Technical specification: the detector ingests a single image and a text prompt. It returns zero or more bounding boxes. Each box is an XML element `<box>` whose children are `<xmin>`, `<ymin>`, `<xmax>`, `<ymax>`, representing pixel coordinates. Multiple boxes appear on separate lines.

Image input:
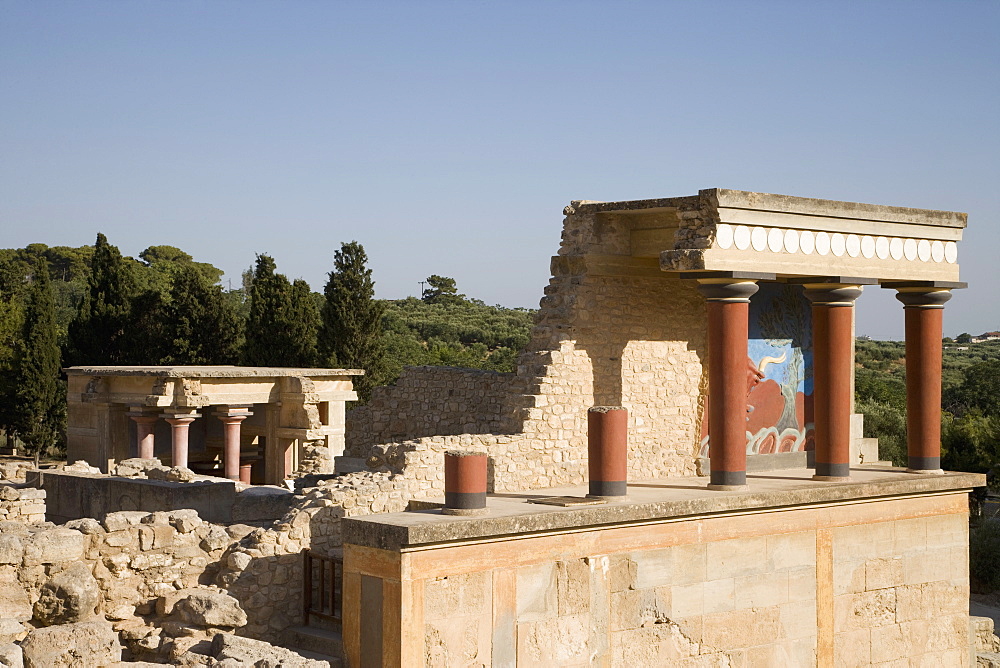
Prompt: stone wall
<box><xmin>345</xmin><ymin>207</ymin><xmax>710</xmax><ymax>491</ymax></box>
<box><xmin>341</xmin><ymin>487</ymin><xmax>979</xmax><ymax>666</ymax></box>
<box><xmin>345</xmin><ymin>366</ymin><xmax>516</xmax><ymax>453</ymax></box>
<box><xmin>0</xmin><ymin>487</ymin><xmax>45</xmax><ymax>524</ymax></box>
<box><xmin>215</xmin><ymin>471</ymin><xmax>411</xmax><ymax>644</ymax></box>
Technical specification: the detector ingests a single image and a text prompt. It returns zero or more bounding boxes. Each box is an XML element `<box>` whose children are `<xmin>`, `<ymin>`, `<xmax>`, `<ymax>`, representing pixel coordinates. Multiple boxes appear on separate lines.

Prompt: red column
<box><xmin>218</xmin><ymin>408</ymin><xmax>251</xmax><ymax>481</ymax></box>
<box><xmin>443</xmin><ymin>450</ymin><xmax>488</xmax><ymax>515</ymax></box>
<box><xmin>587</xmin><ymin>406</ymin><xmax>628</xmax><ymax>498</ymax></box>
<box><xmin>164</xmin><ymin>413</ymin><xmax>199</xmax><ymax>469</ymax></box>
<box><xmin>128</xmin><ymin>412</ymin><xmax>158</xmax><ymax>460</ymax></box>
<box><xmin>896</xmin><ymin>288</ymin><xmax>953</xmax><ymax>473</ymax></box>
<box><xmin>804</xmin><ymin>284</ymin><xmax>863</xmax><ymax>480</ymax></box>
<box><xmin>697</xmin><ymin>279</ymin><xmax>760</xmax><ymax>490</ymax></box>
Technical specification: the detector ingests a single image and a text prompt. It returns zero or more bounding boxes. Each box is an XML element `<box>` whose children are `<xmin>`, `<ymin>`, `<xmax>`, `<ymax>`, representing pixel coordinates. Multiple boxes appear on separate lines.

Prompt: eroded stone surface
<box><xmin>20</xmin><ymin>619</ymin><xmax>121</xmax><ymax>668</ymax></box>
<box><xmin>33</xmin><ymin>562</ymin><xmax>100</xmax><ymax>625</ymax></box>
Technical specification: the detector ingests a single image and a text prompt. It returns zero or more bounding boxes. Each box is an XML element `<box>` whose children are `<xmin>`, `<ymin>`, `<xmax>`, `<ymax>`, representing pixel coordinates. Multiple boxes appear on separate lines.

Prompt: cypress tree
<box><xmin>12</xmin><ymin>262</ymin><xmax>64</xmax><ymax>464</ymax></box>
<box><xmin>161</xmin><ymin>271</ymin><xmax>243</xmax><ymax>365</ymax></box>
<box><xmin>285</xmin><ymin>279</ymin><xmax>319</xmax><ymax>367</ymax></box>
<box><xmin>67</xmin><ymin>233</ymin><xmax>137</xmax><ymax>365</ymax></box>
<box><xmin>244</xmin><ymin>254</ymin><xmax>288</xmax><ymax>366</ymax></box>
<box><xmin>318</xmin><ymin>241</ymin><xmax>386</xmax><ymax>402</ymax></box>
<box><xmin>244</xmin><ymin>254</ymin><xmax>316</xmax><ymax>367</ymax></box>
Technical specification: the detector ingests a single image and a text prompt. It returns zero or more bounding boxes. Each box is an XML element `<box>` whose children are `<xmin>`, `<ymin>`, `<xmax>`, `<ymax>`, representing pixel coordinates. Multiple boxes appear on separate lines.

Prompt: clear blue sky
<box><xmin>2</xmin><ymin>1</ymin><xmax>997</xmax><ymax>339</ymax></box>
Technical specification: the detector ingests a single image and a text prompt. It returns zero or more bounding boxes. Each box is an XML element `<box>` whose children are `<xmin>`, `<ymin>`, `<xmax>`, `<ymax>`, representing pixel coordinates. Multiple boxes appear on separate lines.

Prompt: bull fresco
<box><xmin>700</xmin><ymin>283</ymin><xmax>814</xmax><ymax>457</ymax></box>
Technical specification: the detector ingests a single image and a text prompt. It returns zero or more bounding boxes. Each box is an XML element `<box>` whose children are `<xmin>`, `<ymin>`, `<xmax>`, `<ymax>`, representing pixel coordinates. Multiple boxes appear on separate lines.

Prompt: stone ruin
<box><xmin>0</xmin><ymin>188</ymin><xmax>996</xmax><ymax>667</ymax></box>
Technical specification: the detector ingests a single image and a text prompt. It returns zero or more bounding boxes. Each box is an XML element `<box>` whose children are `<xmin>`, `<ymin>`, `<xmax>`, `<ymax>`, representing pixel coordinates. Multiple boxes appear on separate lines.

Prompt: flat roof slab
<box><xmin>343</xmin><ymin>467</ymin><xmax>985</xmax><ymax>551</ymax></box>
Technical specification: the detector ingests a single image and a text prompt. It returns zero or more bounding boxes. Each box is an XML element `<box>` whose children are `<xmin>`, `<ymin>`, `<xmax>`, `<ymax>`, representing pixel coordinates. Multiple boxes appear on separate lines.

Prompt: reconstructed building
<box><xmin>338</xmin><ymin>189</ymin><xmax>984</xmax><ymax>666</ymax></box>
<box><xmin>65</xmin><ymin>366</ymin><xmax>361</xmax><ymax>484</ymax></box>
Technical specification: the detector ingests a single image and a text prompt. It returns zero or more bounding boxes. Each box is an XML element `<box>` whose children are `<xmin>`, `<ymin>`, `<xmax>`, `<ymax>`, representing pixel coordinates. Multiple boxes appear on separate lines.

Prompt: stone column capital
<box><xmin>894</xmin><ymin>288</ymin><xmax>953</xmax><ymax>309</ymax></box>
<box><xmin>164</xmin><ymin>415</ymin><xmax>199</xmax><ymax>426</ymax></box>
<box><xmin>695</xmin><ymin>279</ymin><xmax>760</xmax><ymax>303</ymax></box>
<box><xmin>214</xmin><ymin>406</ymin><xmax>253</xmax><ymax>418</ymax></box>
<box><xmin>803</xmin><ymin>284</ymin><xmax>864</xmax><ymax>306</ymax></box>
<box><xmin>218</xmin><ymin>414</ymin><xmax>249</xmax><ymax>426</ymax></box>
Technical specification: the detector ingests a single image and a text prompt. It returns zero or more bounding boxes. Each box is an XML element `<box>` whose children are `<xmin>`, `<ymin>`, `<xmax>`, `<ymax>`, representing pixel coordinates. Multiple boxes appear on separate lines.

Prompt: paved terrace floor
<box><xmin>342</xmin><ymin>466</ymin><xmax>986</xmax><ymax>552</ymax></box>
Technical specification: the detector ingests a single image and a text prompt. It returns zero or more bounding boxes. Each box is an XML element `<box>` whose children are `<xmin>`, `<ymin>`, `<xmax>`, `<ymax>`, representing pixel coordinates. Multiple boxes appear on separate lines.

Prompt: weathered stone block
<box><xmin>766</xmin><ymin>531</ymin><xmax>815</xmax><ymax>571</ymax></box>
<box><xmin>516</xmin><ymin>563</ymin><xmax>556</xmax><ymax>622</ymax></box>
<box><xmin>670</xmin><ymin>582</ymin><xmax>704</xmax><ymax>618</ymax></box>
<box><xmin>836</xmin><ymin>589</ymin><xmax>897</xmax><ymax>632</ymax></box>
<box><xmin>706</xmin><ymin>536</ymin><xmax>767</xmax><ymax>580</ymax></box>
<box><xmin>701</xmin><ymin>606</ymin><xmax>781</xmax><ymax>649</ymax></box>
<box><xmin>21</xmin><ymin>528</ymin><xmax>85</xmax><ymax>566</ymax></box>
<box><xmin>0</xmin><ymin>641</ymin><xmax>21</xmax><ymax>668</ymax></box>
<box><xmin>20</xmin><ymin>620</ymin><xmax>121</xmax><ymax>668</ymax></box>
<box><xmin>702</xmin><ymin>577</ymin><xmax>735</xmax><ymax>614</ymax></box>
<box><xmin>515</xmin><ymin>614</ymin><xmax>589</xmax><ymax>666</ymax></box>
<box><xmin>33</xmin><ymin>562</ymin><xmax>100</xmax><ymax>625</ymax></box>
<box><xmin>0</xmin><ymin>536</ymin><xmax>22</xmax><ymax>565</ymax></box>
<box><xmin>175</xmin><ymin>589</ymin><xmax>247</xmax><ymax>629</ymax></box>
<box><xmin>556</xmin><ymin>559</ymin><xmax>589</xmax><ymax>616</ymax></box>
<box><xmin>631</xmin><ymin>548</ymin><xmax>673</xmax><ymax>590</ymax></box>
<box><xmin>103</xmin><ymin>511</ymin><xmax>150</xmax><ymax>533</ymax></box>
<box><xmin>779</xmin><ymin>599</ymin><xmax>818</xmax><ymax>640</ymax></box>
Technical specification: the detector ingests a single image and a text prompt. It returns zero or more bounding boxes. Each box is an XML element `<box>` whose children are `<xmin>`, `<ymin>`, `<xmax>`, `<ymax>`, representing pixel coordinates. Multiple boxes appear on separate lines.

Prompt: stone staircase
<box><xmin>284</xmin><ymin>624</ymin><xmax>344</xmax><ymax>668</ymax></box>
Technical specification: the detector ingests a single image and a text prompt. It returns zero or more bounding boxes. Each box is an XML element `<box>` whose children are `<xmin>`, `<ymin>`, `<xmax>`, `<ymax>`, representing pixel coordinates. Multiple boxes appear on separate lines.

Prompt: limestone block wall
<box><xmin>0</xmin><ymin>471</ymin><xmax>408</xmax><ymax>656</ymax></box>
<box><xmin>0</xmin><ymin>487</ymin><xmax>46</xmax><ymax>524</ymax></box>
<box><xmin>346</xmin><ymin>367</ymin><xmax>515</xmax><ymax>452</ymax></box>
<box><xmin>342</xmin><ymin>492</ymin><xmax>975</xmax><ymax>667</ymax></box>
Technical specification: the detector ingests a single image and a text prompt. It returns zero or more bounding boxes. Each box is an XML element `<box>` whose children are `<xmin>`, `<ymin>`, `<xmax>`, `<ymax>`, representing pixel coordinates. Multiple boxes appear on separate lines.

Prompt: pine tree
<box><xmin>67</xmin><ymin>233</ymin><xmax>137</xmax><ymax>365</ymax></box>
<box><xmin>318</xmin><ymin>241</ymin><xmax>386</xmax><ymax>402</ymax></box>
<box><xmin>161</xmin><ymin>271</ymin><xmax>243</xmax><ymax>365</ymax></box>
<box><xmin>12</xmin><ymin>262</ymin><xmax>64</xmax><ymax>464</ymax></box>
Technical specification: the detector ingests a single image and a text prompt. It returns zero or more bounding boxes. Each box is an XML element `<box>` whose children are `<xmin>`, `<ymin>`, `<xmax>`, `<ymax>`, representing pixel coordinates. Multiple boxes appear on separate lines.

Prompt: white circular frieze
<box><xmin>931</xmin><ymin>240</ymin><xmax>944</xmax><ymax>262</ymax></box>
<box><xmin>846</xmin><ymin>234</ymin><xmax>861</xmax><ymax>258</ymax></box>
<box><xmin>890</xmin><ymin>237</ymin><xmax>904</xmax><ymax>260</ymax></box>
<box><xmin>716</xmin><ymin>224</ymin><xmax>734</xmax><ymax>249</ymax></box>
<box><xmin>875</xmin><ymin>236</ymin><xmax>890</xmax><ymax>260</ymax></box>
<box><xmin>767</xmin><ymin>228</ymin><xmax>784</xmax><ymax>252</ymax></box>
<box><xmin>831</xmin><ymin>233</ymin><xmax>846</xmax><ymax>257</ymax></box>
<box><xmin>945</xmin><ymin>241</ymin><xmax>958</xmax><ymax>263</ymax></box>
<box><xmin>799</xmin><ymin>230</ymin><xmax>815</xmax><ymax>254</ymax></box>
<box><xmin>718</xmin><ymin>225</ymin><xmax>959</xmax><ymax>266</ymax></box>
<box><xmin>861</xmin><ymin>236</ymin><xmax>876</xmax><ymax>259</ymax></box>
<box><xmin>917</xmin><ymin>239</ymin><xmax>932</xmax><ymax>262</ymax></box>
<box><xmin>734</xmin><ymin>225</ymin><xmax>752</xmax><ymax>250</ymax></box>
<box><xmin>815</xmin><ymin>231</ymin><xmax>831</xmax><ymax>256</ymax></box>
<box><xmin>783</xmin><ymin>229</ymin><xmax>800</xmax><ymax>254</ymax></box>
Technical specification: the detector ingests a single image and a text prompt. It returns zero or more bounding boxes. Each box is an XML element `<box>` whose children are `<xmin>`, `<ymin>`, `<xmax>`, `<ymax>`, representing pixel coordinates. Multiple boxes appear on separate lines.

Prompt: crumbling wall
<box><xmin>345</xmin><ymin>205</ymin><xmax>710</xmax><ymax>491</ymax></box>
<box><xmin>345</xmin><ymin>366</ymin><xmax>516</xmax><ymax>454</ymax></box>
<box><xmin>0</xmin><ymin>487</ymin><xmax>46</xmax><ymax>524</ymax></box>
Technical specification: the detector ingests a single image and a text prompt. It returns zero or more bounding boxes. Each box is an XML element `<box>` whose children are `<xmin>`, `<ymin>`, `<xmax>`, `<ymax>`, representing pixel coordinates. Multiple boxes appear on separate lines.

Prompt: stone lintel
<box><xmin>785</xmin><ymin>276</ymin><xmax>879</xmax><ymax>286</ymax></box>
<box><xmin>341</xmin><ymin>470</ymin><xmax>985</xmax><ymax>552</ymax></box>
<box><xmin>678</xmin><ymin>271</ymin><xmax>776</xmax><ymax>281</ymax></box>
<box><xmin>570</xmin><ymin>188</ymin><xmax>967</xmax><ymax>229</ymax></box>
<box><xmin>880</xmin><ymin>280</ymin><xmax>968</xmax><ymax>290</ymax></box>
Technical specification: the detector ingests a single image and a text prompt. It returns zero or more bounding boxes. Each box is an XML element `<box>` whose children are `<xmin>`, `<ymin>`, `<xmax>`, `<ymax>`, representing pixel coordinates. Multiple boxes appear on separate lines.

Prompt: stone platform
<box><xmin>342</xmin><ymin>467</ymin><xmax>985</xmax><ymax>666</ymax></box>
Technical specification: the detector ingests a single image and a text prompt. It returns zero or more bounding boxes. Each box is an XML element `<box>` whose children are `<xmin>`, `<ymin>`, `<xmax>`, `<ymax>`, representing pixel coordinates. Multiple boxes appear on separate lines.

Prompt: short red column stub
<box><xmin>587</xmin><ymin>406</ymin><xmax>628</xmax><ymax>498</ymax></box>
<box><xmin>443</xmin><ymin>451</ymin><xmax>488</xmax><ymax>515</ymax></box>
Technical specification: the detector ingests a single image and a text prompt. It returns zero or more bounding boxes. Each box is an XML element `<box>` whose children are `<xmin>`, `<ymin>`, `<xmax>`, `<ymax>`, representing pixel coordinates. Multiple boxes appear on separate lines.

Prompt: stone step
<box><xmin>285</xmin><ymin>625</ymin><xmax>344</xmax><ymax>661</ymax></box>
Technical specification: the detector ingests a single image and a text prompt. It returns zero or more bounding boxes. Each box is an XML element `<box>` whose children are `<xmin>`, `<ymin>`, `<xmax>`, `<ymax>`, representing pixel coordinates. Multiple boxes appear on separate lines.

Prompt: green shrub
<box><xmin>970</xmin><ymin>519</ymin><xmax>1000</xmax><ymax>594</ymax></box>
